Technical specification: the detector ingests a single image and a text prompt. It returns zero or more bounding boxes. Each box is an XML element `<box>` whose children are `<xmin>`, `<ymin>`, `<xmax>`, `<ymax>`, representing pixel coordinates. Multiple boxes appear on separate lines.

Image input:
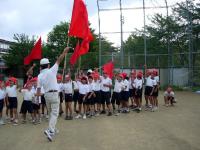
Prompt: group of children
<box><xmin>0</xmin><ymin>68</ymin><xmax>176</xmax><ymax>126</ymax></box>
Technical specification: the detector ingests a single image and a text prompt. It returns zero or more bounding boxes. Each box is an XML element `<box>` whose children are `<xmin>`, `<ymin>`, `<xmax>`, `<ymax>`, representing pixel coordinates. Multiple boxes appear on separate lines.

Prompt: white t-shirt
<box><xmin>146</xmin><ymin>76</ymin><xmax>153</xmax><ymax>87</ymax></box>
<box><xmin>79</xmin><ymin>83</ymin><xmax>89</xmax><ymax>95</ymax></box>
<box><xmin>113</xmin><ymin>80</ymin><xmax>124</xmax><ymax>93</ymax></box>
<box><xmin>164</xmin><ymin>91</ymin><xmax>175</xmax><ymax>97</ymax></box>
<box><xmin>154</xmin><ymin>76</ymin><xmax>160</xmax><ymax>85</ymax></box>
<box><xmin>73</xmin><ymin>81</ymin><xmax>79</xmax><ymax>90</ymax></box>
<box><xmin>135</xmin><ymin>79</ymin><xmax>143</xmax><ymax>89</ymax></box>
<box><xmin>0</xmin><ymin>89</ymin><xmax>6</xmax><ymax>100</ymax></box>
<box><xmin>123</xmin><ymin>79</ymin><xmax>129</xmax><ymax>92</ymax></box>
<box><xmin>21</xmin><ymin>89</ymin><xmax>34</xmax><ymax>101</ymax></box>
<box><xmin>38</xmin><ymin>63</ymin><xmax>59</xmax><ymax>93</ymax></box>
<box><xmin>88</xmin><ymin>82</ymin><xmax>95</xmax><ymax>92</ymax></box>
<box><xmin>152</xmin><ymin>79</ymin><xmax>157</xmax><ymax>87</ymax></box>
<box><xmin>63</xmin><ymin>81</ymin><xmax>73</xmax><ymax>94</ymax></box>
<box><xmin>31</xmin><ymin>87</ymin><xmax>41</xmax><ymax>104</ymax></box>
<box><xmin>6</xmin><ymin>85</ymin><xmax>17</xmax><ymax>97</ymax></box>
<box><xmin>129</xmin><ymin>78</ymin><xmax>134</xmax><ymax>89</ymax></box>
<box><xmin>58</xmin><ymin>83</ymin><xmax>64</xmax><ymax>92</ymax></box>
<box><xmin>100</xmin><ymin>77</ymin><xmax>112</xmax><ymax>92</ymax></box>
<box><xmin>93</xmin><ymin>80</ymin><xmax>101</xmax><ymax>91</ymax></box>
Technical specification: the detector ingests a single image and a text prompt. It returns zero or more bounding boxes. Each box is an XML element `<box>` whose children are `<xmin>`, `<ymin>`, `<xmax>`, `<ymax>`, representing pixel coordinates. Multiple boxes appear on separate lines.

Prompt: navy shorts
<box><xmin>153</xmin><ymin>86</ymin><xmax>159</xmax><ymax>97</ymax></box>
<box><xmin>78</xmin><ymin>94</ymin><xmax>85</xmax><ymax>104</ymax></box>
<box><xmin>135</xmin><ymin>89</ymin><xmax>143</xmax><ymax>98</ymax></box>
<box><xmin>0</xmin><ymin>100</ymin><xmax>4</xmax><ymax>112</ymax></box>
<box><xmin>65</xmin><ymin>93</ymin><xmax>73</xmax><ymax>102</ymax></box>
<box><xmin>94</xmin><ymin>91</ymin><xmax>101</xmax><ymax>104</ymax></box>
<box><xmin>129</xmin><ymin>88</ymin><xmax>136</xmax><ymax>97</ymax></box>
<box><xmin>41</xmin><ymin>95</ymin><xmax>46</xmax><ymax>105</ymax></box>
<box><xmin>59</xmin><ymin>92</ymin><xmax>63</xmax><ymax>103</ymax></box>
<box><xmin>122</xmin><ymin>91</ymin><xmax>130</xmax><ymax>101</ymax></box>
<box><xmin>87</xmin><ymin>92</ymin><xmax>95</xmax><ymax>105</ymax></box>
<box><xmin>8</xmin><ymin>97</ymin><xmax>18</xmax><ymax>109</ymax></box>
<box><xmin>32</xmin><ymin>103</ymin><xmax>40</xmax><ymax>110</ymax></box>
<box><xmin>20</xmin><ymin>101</ymin><xmax>33</xmax><ymax>114</ymax></box>
<box><xmin>111</xmin><ymin>92</ymin><xmax>121</xmax><ymax>105</ymax></box>
<box><xmin>101</xmin><ymin>91</ymin><xmax>111</xmax><ymax>105</ymax></box>
<box><xmin>145</xmin><ymin>86</ymin><xmax>153</xmax><ymax>96</ymax></box>
<box><xmin>73</xmin><ymin>91</ymin><xmax>79</xmax><ymax>102</ymax></box>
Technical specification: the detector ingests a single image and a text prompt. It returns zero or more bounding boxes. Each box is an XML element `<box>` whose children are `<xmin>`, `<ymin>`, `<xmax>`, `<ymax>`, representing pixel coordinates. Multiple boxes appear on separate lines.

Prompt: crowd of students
<box><xmin>0</xmin><ymin>68</ymin><xmax>176</xmax><ymax>126</ymax></box>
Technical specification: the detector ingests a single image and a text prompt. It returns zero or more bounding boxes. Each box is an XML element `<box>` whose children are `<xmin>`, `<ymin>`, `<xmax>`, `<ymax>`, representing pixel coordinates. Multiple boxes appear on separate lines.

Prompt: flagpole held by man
<box><xmin>36</xmin><ymin>47</ymin><xmax>70</xmax><ymax>142</ymax></box>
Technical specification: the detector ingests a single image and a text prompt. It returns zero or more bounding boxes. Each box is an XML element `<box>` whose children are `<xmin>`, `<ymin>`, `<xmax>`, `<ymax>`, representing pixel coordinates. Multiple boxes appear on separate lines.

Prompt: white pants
<box><xmin>44</xmin><ymin>92</ymin><xmax>60</xmax><ymax>133</ymax></box>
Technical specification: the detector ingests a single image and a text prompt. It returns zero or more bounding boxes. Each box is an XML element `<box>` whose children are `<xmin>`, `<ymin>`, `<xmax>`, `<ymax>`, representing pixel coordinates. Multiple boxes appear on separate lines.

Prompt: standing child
<box><xmin>20</xmin><ymin>82</ymin><xmax>34</xmax><ymax>124</ymax></box>
<box><xmin>0</xmin><ymin>81</ymin><xmax>6</xmax><ymax>125</ymax></box>
<box><xmin>87</xmin><ymin>76</ymin><xmax>95</xmax><ymax>117</ymax></box>
<box><xmin>93</xmin><ymin>73</ymin><xmax>101</xmax><ymax>116</ymax></box>
<box><xmin>135</xmin><ymin>72</ymin><xmax>143</xmax><ymax>113</ymax></box>
<box><xmin>73</xmin><ymin>74</ymin><xmax>80</xmax><ymax>113</ymax></box>
<box><xmin>153</xmin><ymin>69</ymin><xmax>160</xmax><ymax>110</ymax></box>
<box><xmin>111</xmin><ymin>74</ymin><xmax>123</xmax><ymax>115</ymax></box>
<box><xmin>63</xmin><ymin>75</ymin><xmax>73</xmax><ymax>120</ymax></box>
<box><xmin>6</xmin><ymin>77</ymin><xmax>18</xmax><ymax>125</ymax></box>
<box><xmin>100</xmin><ymin>72</ymin><xmax>113</xmax><ymax>116</ymax></box>
<box><xmin>31</xmin><ymin>77</ymin><xmax>42</xmax><ymax>124</ymax></box>
<box><xmin>75</xmin><ymin>76</ymin><xmax>89</xmax><ymax>119</ymax></box>
<box><xmin>129</xmin><ymin>71</ymin><xmax>136</xmax><ymax>108</ymax></box>
<box><xmin>57</xmin><ymin>74</ymin><xmax>64</xmax><ymax>116</ymax></box>
<box><xmin>121</xmin><ymin>73</ymin><xmax>130</xmax><ymax>113</ymax></box>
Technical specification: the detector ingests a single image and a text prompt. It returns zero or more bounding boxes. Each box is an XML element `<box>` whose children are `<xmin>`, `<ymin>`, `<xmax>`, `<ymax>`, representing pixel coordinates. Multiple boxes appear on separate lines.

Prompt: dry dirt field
<box><xmin>0</xmin><ymin>91</ymin><xmax>200</xmax><ymax>150</ymax></box>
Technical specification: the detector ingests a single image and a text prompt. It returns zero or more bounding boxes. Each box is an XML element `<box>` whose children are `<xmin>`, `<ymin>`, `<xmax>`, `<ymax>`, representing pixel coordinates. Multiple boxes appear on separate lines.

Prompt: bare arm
<box><xmin>26</xmin><ymin>63</ymin><xmax>36</xmax><ymax>76</ymax></box>
<box><xmin>56</xmin><ymin>47</ymin><xmax>70</xmax><ymax>66</ymax></box>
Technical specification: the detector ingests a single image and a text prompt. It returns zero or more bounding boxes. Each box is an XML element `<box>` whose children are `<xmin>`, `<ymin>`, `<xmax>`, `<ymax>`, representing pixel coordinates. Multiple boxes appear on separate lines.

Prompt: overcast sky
<box><xmin>0</xmin><ymin>0</ymin><xmax>185</xmax><ymax>46</ymax></box>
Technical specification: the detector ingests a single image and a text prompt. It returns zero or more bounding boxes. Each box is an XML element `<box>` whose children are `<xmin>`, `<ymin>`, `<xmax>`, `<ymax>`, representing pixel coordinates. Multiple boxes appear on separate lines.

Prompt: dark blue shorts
<box><xmin>0</xmin><ymin>100</ymin><xmax>4</xmax><ymax>112</ymax></box>
<box><xmin>59</xmin><ymin>92</ymin><xmax>63</xmax><ymax>103</ymax></box>
<box><xmin>41</xmin><ymin>95</ymin><xmax>46</xmax><ymax>105</ymax></box>
<box><xmin>111</xmin><ymin>92</ymin><xmax>121</xmax><ymax>105</ymax></box>
<box><xmin>101</xmin><ymin>91</ymin><xmax>111</xmax><ymax>105</ymax></box>
<box><xmin>73</xmin><ymin>91</ymin><xmax>79</xmax><ymax>102</ymax></box>
<box><xmin>87</xmin><ymin>92</ymin><xmax>95</xmax><ymax>105</ymax></box>
<box><xmin>20</xmin><ymin>101</ymin><xmax>33</xmax><ymax>114</ymax></box>
<box><xmin>8</xmin><ymin>97</ymin><xmax>18</xmax><ymax>109</ymax></box>
<box><xmin>65</xmin><ymin>93</ymin><xmax>73</xmax><ymax>102</ymax></box>
<box><xmin>94</xmin><ymin>91</ymin><xmax>101</xmax><ymax>104</ymax></box>
<box><xmin>122</xmin><ymin>91</ymin><xmax>130</xmax><ymax>101</ymax></box>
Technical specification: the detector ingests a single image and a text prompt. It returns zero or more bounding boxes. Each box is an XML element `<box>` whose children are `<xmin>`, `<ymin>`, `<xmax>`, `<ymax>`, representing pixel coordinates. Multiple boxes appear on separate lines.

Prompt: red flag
<box><xmin>102</xmin><ymin>61</ymin><xmax>114</xmax><ymax>79</ymax></box>
<box><xmin>69</xmin><ymin>41</ymin><xmax>81</xmax><ymax>65</ymax></box>
<box><xmin>69</xmin><ymin>0</ymin><xmax>93</xmax><ymax>59</ymax></box>
<box><xmin>24</xmin><ymin>37</ymin><xmax>42</xmax><ymax>65</ymax></box>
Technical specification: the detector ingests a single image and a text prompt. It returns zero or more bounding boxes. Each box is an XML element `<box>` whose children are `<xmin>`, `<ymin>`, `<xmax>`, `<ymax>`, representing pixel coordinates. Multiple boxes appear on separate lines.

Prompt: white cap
<box><xmin>87</xmin><ymin>69</ymin><xmax>93</xmax><ymax>73</ymax></box>
<box><xmin>40</xmin><ymin>58</ymin><xmax>50</xmax><ymax>65</ymax></box>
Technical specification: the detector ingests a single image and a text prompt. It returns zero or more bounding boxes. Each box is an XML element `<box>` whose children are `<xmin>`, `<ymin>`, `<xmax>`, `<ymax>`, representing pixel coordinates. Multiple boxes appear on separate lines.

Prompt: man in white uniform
<box><xmin>37</xmin><ymin>47</ymin><xmax>69</xmax><ymax>142</ymax></box>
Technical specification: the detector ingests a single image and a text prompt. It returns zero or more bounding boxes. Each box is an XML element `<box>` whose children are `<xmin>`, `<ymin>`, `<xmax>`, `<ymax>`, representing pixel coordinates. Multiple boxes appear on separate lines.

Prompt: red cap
<box><xmin>118</xmin><ymin>74</ymin><xmax>123</xmax><ymax>78</ymax></box>
<box><xmin>153</xmin><ymin>69</ymin><xmax>158</xmax><ymax>76</ymax></box>
<box><xmin>30</xmin><ymin>77</ymin><xmax>37</xmax><ymax>82</ymax></box>
<box><xmin>81</xmin><ymin>76</ymin><xmax>88</xmax><ymax>81</ymax></box>
<box><xmin>57</xmin><ymin>74</ymin><xmax>62</xmax><ymax>80</ymax></box>
<box><xmin>137</xmin><ymin>72</ymin><xmax>143</xmax><ymax>78</ymax></box>
<box><xmin>93</xmin><ymin>73</ymin><xmax>100</xmax><ymax>79</ymax></box>
<box><xmin>121</xmin><ymin>73</ymin><xmax>127</xmax><ymax>79</ymax></box>
<box><xmin>9</xmin><ymin>77</ymin><xmax>17</xmax><ymax>84</ymax></box>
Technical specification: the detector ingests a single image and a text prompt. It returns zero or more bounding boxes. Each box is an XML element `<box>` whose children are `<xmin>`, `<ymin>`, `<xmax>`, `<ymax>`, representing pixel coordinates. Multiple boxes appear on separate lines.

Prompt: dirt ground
<box><xmin>0</xmin><ymin>91</ymin><xmax>200</xmax><ymax>150</ymax></box>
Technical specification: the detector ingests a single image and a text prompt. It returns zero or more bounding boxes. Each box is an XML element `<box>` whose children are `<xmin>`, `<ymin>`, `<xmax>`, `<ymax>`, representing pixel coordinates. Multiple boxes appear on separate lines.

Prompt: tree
<box><xmin>3</xmin><ymin>34</ymin><xmax>39</xmax><ymax>77</ymax></box>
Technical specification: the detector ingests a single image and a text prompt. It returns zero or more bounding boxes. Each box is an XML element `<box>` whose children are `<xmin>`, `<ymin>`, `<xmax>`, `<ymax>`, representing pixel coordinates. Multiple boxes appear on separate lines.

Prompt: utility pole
<box><xmin>186</xmin><ymin>0</ymin><xmax>193</xmax><ymax>86</ymax></box>
<box><xmin>143</xmin><ymin>0</ymin><xmax>147</xmax><ymax>66</ymax></box>
<box><xmin>120</xmin><ymin>0</ymin><xmax>124</xmax><ymax>71</ymax></box>
<box><xmin>97</xmin><ymin>0</ymin><xmax>102</xmax><ymax>73</ymax></box>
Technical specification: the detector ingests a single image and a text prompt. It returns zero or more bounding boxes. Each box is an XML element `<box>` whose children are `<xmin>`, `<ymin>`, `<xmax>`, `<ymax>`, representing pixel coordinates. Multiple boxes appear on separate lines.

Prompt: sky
<box><xmin>0</xmin><ymin>0</ymin><xmax>186</xmax><ymax>46</ymax></box>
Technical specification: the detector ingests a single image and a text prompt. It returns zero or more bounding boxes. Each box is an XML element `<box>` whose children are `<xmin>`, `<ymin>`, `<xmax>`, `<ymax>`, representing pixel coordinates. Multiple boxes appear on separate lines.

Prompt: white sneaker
<box><xmin>0</xmin><ymin>119</ymin><xmax>5</xmax><ymax>125</ymax></box>
<box><xmin>13</xmin><ymin>119</ymin><xmax>18</xmax><ymax>126</ymax></box>
<box><xmin>83</xmin><ymin>114</ymin><xmax>86</xmax><ymax>119</ymax></box>
<box><xmin>75</xmin><ymin>114</ymin><xmax>81</xmax><ymax>119</ymax></box>
<box><xmin>45</xmin><ymin>115</ymin><xmax>49</xmax><ymax>120</ymax></box>
<box><xmin>151</xmin><ymin>107</ymin><xmax>155</xmax><ymax>112</ymax></box>
<box><xmin>44</xmin><ymin>129</ymin><xmax>53</xmax><ymax>142</ymax></box>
